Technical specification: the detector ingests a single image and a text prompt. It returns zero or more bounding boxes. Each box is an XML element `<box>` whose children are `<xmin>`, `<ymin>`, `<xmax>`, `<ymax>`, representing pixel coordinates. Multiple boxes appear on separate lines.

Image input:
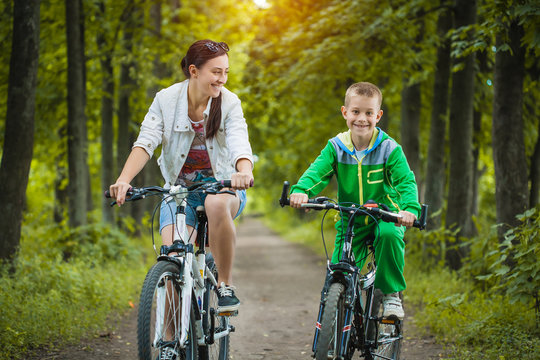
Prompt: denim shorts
<box><xmin>159</xmin><ymin>189</ymin><xmax>247</xmax><ymax>233</ymax></box>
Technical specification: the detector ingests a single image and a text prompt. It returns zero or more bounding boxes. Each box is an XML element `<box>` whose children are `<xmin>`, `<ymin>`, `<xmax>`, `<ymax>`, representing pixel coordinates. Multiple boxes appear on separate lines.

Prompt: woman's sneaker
<box><xmin>217</xmin><ymin>282</ymin><xmax>240</xmax><ymax>313</ymax></box>
<box><xmin>382</xmin><ymin>293</ymin><xmax>404</xmax><ymax>320</ymax></box>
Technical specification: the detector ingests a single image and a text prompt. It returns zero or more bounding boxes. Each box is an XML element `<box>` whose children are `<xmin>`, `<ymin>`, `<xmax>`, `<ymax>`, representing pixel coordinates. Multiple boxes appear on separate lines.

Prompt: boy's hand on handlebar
<box><xmin>109</xmin><ymin>180</ymin><xmax>131</xmax><ymax>206</ymax></box>
<box><xmin>396</xmin><ymin>210</ymin><xmax>417</xmax><ymax>228</ymax></box>
<box><xmin>290</xmin><ymin>193</ymin><xmax>309</xmax><ymax>208</ymax></box>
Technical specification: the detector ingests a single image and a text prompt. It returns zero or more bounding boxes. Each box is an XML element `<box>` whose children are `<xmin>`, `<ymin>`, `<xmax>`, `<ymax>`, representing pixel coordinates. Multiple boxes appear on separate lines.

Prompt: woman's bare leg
<box><xmin>204</xmin><ymin>193</ymin><xmax>240</xmax><ymax>285</ymax></box>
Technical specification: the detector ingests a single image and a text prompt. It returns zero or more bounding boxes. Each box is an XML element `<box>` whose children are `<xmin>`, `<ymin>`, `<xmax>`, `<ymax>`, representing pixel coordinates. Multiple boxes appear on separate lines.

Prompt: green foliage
<box><xmin>405</xmin><ymin>264</ymin><xmax>539</xmax><ymax>359</ymax></box>
<box><xmin>242</xmin><ymin>0</ymin><xmax>450</xmax><ymax>196</ymax></box>
<box><xmin>475</xmin><ymin>206</ymin><xmax>540</xmax><ymax>306</ymax></box>
<box><xmin>400</xmin><ymin>205</ymin><xmax>540</xmax><ymax>359</ymax></box>
<box><xmin>0</xmin><ymin>219</ymin><xmax>149</xmax><ymax>359</ymax></box>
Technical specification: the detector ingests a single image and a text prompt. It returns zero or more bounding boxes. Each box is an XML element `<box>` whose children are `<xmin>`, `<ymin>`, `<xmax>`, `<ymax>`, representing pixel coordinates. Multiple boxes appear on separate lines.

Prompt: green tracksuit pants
<box><xmin>332</xmin><ymin>220</ymin><xmax>406</xmax><ymax>295</ymax></box>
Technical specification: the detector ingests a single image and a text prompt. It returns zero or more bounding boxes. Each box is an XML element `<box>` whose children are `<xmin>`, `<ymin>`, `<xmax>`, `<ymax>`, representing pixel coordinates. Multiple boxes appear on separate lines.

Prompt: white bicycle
<box><xmin>107</xmin><ymin>180</ymin><xmax>235</xmax><ymax>360</ymax></box>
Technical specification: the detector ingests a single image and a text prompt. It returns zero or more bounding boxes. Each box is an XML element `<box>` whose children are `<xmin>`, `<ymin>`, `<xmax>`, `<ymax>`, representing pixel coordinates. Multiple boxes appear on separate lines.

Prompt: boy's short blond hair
<box><xmin>344</xmin><ymin>82</ymin><xmax>383</xmax><ymax>108</ymax></box>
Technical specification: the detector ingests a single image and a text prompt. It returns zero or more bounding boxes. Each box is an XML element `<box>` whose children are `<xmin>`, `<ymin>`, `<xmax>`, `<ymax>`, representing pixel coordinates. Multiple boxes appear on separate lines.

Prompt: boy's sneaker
<box><xmin>217</xmin><ymin>282</ymin><xmax>240</xmax><ymax>313</ymax></box>
<box><xmin>382</xmin><ymin>293</ymin><xmax>404</xmax><ymax>320</ymax></box>
<box><xmin>159</xmin><ymin>344</ymin><xmax>177</xmax><ymax>360</ymax></box>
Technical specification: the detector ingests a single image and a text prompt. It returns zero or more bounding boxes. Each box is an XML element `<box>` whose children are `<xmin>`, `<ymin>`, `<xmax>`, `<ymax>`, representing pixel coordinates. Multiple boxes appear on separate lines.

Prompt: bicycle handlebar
<box><xmin>104</xmin><ymin>180</ymin><xmax>233</xmax><ymax>205</ymax></box>
<box><xmin>279</xmin><ymin>181</ymin><xmax>428</xmax><ymax>230</ymax></box>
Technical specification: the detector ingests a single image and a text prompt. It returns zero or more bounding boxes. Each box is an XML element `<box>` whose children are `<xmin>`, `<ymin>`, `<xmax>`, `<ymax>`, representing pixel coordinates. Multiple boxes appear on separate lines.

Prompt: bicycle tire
<box><xmin>199</xmin><ymin>255</ymin><xmax>230</xmax><ymax>360</ymax></box>
<box><xmin>370</xmin><ymin>289</ymin><xmax>402</xmax><ymax>360</ymax></box>
<box><xmin>137</xmin><ymin>261</ymin><xmax>198</xmax><ymax>360</ymax></box>
<box><xmin>315</xmin><ymin>282</ymin><xmax>347</xmax><ymax>360</ymax></box>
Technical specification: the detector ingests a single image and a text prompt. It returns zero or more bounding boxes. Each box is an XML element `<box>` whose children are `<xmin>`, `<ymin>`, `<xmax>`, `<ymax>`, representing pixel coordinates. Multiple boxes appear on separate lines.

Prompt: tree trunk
<box><xmin>117</xmin><ymin>4</ymin><xmax>145</xmax><ymax>234</ymax></box>
<box><xmin>425</xmin><ymin>5</ymin><xmax>452</xmax><ymax>229</ymax></box>
<box><xmin>445</xmin><ymin>0</ymin><xmax>477</xmax><ymax>270</ymax></box>
<box><xmin>0</xmin><ymin>0</ymin><xmax>40</xmax><ymax>262</ymax></box>
<box><xmin>66</xmin><ymin>0</ymin><xmax>89</xmax><ymax>228</ymax></box>
<box><xmin>471</xmin><ymin>108</ymin><xmax>481</xmax><ymax>219</ymax></box>
<box><xmin>400</xmin><ymin>20</ymin><xmax>423</xmax><ymax>201</ymax></box>
<box><xmin>530</xmin><ymin>119</ymin><xmax>540</xmax><ymax>208</ymax></box>
<box><xmin>97</xmin><ymin>2</ymin><xmax>115</xmax><ymax>224</ymax></box>
<box><xmin>400</xmin><ymin>81</ymin><xmax>422</xmax><ymax>199</ymax></box>
<box><xmin>492</xmin><ymin>20</ymin><xmax>529</xmax><ymax>237</ymax></box>
<box><xmin>54</xmin><ymin>145</ymin><xmax>68</xmax><ymax>224</ymax></box>
<box><xmin>471</xmin><ymin>50</ymin><xmax>490</xmax><ymax>220</ymax></box>
<box><xmin>144</xmin><ymin>0</ymin><xmax>166</xmax><ymax>208</ymax></box>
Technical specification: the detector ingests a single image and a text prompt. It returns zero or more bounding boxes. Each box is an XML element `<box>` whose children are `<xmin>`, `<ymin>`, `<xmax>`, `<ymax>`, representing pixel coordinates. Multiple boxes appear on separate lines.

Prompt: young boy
<box><xmin>289</xmin><ymin>82</ymin><xmax>420</xmax><ymax>319</ymax></box>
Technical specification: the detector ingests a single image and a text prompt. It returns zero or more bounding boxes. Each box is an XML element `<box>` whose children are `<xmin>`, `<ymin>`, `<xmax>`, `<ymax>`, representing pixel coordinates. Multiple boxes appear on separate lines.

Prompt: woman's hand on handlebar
<box><xmin>396</xmin><ymin>210</ymin><xmax>417</xmax><ymax>228</ymax></box>
<box><xmin>231</xmin><ymin>171</ymin><xmax>254</xmax><ymax>190</ymax></box>
<box><xmin>290</xmin><ymin>193</ymin><xmax>309</xmax><ymax>208</ymax></box>
<box><xmin>232</xmin><ymin>158</ymin><xmax>254</xmax><ymax>190</ymax></box>
<box><xmin>109</xmin><ymin>180</ymin><xmax>131</xmax><ymax>206</ymax></box>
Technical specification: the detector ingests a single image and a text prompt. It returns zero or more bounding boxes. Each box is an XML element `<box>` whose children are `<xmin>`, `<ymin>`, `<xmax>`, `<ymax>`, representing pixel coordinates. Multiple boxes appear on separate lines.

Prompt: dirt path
<box><xmin>31</xmin><ymin>217</ymin><xmax>445</xmax><ymax>359</ymax></box>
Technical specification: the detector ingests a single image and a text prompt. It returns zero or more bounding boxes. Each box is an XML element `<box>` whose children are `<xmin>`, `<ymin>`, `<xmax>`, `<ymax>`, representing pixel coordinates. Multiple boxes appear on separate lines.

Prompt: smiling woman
<box><xmin>108</xmin><ymin>41</ymin><xmax>255</xmax><ymax>350</ymax></box>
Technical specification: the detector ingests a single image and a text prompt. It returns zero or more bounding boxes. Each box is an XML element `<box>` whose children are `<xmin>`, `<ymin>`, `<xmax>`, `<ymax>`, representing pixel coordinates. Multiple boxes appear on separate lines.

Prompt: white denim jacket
<box><xmin>133</xmin><ymin>80</ymin><xmax>254</xmax><ymax>187</ymax></box>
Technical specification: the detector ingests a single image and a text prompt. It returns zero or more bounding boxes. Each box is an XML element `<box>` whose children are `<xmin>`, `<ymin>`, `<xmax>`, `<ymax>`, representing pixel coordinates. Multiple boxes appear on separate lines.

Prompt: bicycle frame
<box><xmin>312</xmin><ymin>213</ymin><xmax>380</xmax><ymax>358</ymax></box>
<box><xmin>156</xmin><ymin>185</ymin><xmax>232</xmax><ymax>350</ymax></box>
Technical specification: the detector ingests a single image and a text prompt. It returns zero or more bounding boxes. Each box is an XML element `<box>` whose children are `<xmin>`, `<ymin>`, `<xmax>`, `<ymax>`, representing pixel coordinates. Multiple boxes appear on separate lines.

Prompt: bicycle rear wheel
<box><xmin>315</xmin><ymin>282</ymin><xmax>346</xmax><ymax>360</ymax></box>
<box><xmin>370</xmin><ymin>289</ymin><xmax>402</xmax><ymax>360</ymax></box>
<box><xmin>137</xmin><ymin>261</ymin><xmax>198</xmax><ymax>360</ymax></box>
<box><xmin>199</xmin><ymin>255</ymin><xmax>230</xmax><ymax>360</ymax></box>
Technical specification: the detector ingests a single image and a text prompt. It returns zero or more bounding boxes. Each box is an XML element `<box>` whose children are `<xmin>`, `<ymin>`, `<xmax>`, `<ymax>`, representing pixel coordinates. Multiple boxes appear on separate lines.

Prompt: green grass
<box><xmin>0</xmin><ymin>216</ymin><xmax>153</xmax><ymax>360</ymax></box>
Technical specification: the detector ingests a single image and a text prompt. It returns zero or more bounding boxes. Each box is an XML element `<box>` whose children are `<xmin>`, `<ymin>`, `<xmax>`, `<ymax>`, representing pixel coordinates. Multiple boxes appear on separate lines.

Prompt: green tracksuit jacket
<box><xmin>290</xmin><ymin>128</ymin><xmax>420</xmax><ymax>293</ymax></box>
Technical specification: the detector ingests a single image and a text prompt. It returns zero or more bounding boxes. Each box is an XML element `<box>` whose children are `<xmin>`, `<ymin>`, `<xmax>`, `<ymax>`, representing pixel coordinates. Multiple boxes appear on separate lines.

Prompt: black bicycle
<box><xmin>106</xmin><ymin>180</ymin><xmax>235</xmax><ymax>360</ymax></box>
<box><xmin>279</xmin><ymin>181</ymin><xmax>427</xmax><ymax>360</ymax></box>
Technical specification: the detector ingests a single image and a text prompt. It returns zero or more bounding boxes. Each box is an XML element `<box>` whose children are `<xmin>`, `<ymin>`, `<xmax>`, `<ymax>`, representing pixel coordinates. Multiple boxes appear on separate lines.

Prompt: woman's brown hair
<box><xmin>181</xmin><ymin>40</ymin><xmax>229</xmax><ymax>139</ymax></box>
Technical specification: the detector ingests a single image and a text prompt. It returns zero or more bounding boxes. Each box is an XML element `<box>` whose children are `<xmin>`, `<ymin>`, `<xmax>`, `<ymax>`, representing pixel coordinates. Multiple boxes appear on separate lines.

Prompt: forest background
<box><xmin>0</xmin><ymin>0</ymin><xmax>538</xmax><ymax>359</ymax></box>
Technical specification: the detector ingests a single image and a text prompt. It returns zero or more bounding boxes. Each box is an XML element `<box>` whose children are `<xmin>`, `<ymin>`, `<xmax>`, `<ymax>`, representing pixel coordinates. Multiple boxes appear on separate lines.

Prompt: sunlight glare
<box><xmin>253</xmin><ymin>0</ymin><xmax>271</xmax><ymax>9</ymax></box>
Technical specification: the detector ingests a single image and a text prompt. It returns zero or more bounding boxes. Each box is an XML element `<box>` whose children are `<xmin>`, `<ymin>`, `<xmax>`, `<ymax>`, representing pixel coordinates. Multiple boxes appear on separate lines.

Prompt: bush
<box><xmin>404</xmin><ymin>206</ymin><xmax>540</xmax><ymax>359</ymax></box>
<box><xmin>0</xmin><ymin>220</ymin><xmax>150</xmax><ymax>360</ymax></box>
<box><xmin>476</xmin><ymin>206</ymin><xmax>540</xmax><ymax>307</ymax></box>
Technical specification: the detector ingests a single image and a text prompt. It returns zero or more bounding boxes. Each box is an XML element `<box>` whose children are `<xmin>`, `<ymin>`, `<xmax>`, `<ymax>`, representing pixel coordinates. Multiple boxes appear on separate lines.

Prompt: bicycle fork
<box><xmin>312</xmin><ymin>270</ymin><xmax>358</xmax><ymax>358</ymax></box>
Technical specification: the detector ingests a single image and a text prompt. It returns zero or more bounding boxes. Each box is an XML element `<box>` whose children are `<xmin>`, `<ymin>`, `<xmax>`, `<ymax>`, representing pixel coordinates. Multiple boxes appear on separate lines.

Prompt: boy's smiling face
<box><xmin>341</xmin><ymin>94</ymin><xmax>383</xmax><ymax>148</ymax></box>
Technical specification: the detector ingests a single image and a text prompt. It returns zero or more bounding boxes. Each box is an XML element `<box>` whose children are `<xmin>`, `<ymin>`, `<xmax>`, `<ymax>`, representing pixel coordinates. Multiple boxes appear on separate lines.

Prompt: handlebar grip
<box><xmin>279</xmin><ymin>181</ymin><xmax>290</xmax><ymax>207</ymax></box>
<box><xmin>379</xmin><ymin>210</ymin><xmax>400</xmax><ymax>224</ymax></box>
<box><xmin>413</xmin><ymin>204</ymin><xmax>428</xmax><ymax>230</ymax></box>
<box><xmin>103</xmin><ymin>188</ymin><xmax>134</xmax><ymax>200</ymax></box>
<box><xmin>220</xmin><ymin>180</ymin><xmax>232</xmax><ymax>188</ymax></box>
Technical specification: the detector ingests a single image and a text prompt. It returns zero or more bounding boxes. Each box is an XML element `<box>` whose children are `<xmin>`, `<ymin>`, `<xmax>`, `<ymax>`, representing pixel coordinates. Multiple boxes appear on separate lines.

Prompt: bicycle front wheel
<box><xmin>199</xmin><ymin>255</ymin><xmax>230</xmax><ymax>360</ymax></box>
<box><xmin>315</xmin><ymin>282</ymin><xmax>346</xmax><ymax>360</ymax></box>
<box><xmin>370</xmin><ymin>289</ymin><xmax>402</xmax><ymax>360</ymax></box>
<box><xmin>137</xmin><ymin>261</ymin><xmax>198</xmax><ymax>360</ymax></box>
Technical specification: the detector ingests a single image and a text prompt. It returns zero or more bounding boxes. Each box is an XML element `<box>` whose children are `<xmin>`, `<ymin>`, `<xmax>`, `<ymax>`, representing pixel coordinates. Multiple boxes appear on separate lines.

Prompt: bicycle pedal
<box><xmin>381</xmin><ymin>316</ymin><xmax>399</xmax><ymax>324</ymax></box>
<box><xmin>218</xmin><ymin>310</ymin><xmax>239</xmax><ymax>317</ymax></box>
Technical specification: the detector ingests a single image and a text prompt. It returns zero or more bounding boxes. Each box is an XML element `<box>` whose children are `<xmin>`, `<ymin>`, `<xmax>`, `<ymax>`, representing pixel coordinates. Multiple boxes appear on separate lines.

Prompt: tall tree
<box><xmin>400</xmin><ymin>16</ymin><xmax>424</xmax><ymax>199</ymax></box>
<box><xmin>97</xmin><ymin>1</ymin><xmax>115</xmax><ymax>224</ymax></box>
<box><xmin>531</xmin><ymin>116</ymin><xmax>540</xmax><ymax>208</ymax></box>
<box><xmin>0</xmin><ymin>0</ymin><xmax>41</xmax><ymax>262</ymax></box>
<box><xmin>144</xmin><ymin>0</ymin><xmax>167</xmax><ymax>214</ymax></box>
<box><xmin>492</xmin><ymin>19</ymin><xmax>529</xmax><ymax>237</ymax></box>
<box><xmin>445</xmin><ymin>0</ymin><xmax>477</xmax><ymax>270</ymax></box>
<box><xmin>425</xmin><ymin>4</ymin><xmax>452</xmax><ymax>229</ymax></box>
<box><xmin>116</xmin><ymin>3</ymin><xmax>146</xmax><ymax>232</ymax></box>
<box><xmin>66</xmin><ymin>0</ymin><xmax>89</xmax><ymax>228</ymax></box>
<box><xmin>400</xmin><ymin>80</ymin><xmax>422</xmax><ymax>196</ymax></box>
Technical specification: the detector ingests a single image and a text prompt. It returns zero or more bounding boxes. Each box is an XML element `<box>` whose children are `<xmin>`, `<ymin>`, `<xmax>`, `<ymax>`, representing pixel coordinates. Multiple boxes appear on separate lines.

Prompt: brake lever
<box><xmin>217</xmin><ymin>190</ymin><xmax>236</xmax><ymax>196</ymax></box>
